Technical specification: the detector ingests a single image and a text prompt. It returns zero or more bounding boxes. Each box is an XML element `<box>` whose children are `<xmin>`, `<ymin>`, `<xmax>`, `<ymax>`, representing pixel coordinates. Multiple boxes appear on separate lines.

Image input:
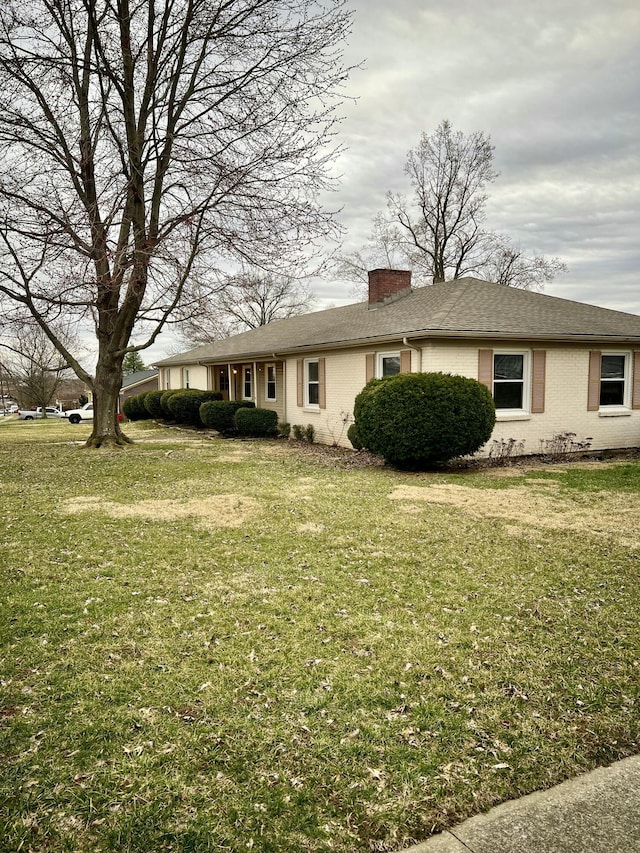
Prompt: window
<box><xmin>266</xmin><ymin>364</ymin><xmax>276</xmax><ymax>401</ymax></box>
<box><xmin>367</xmin><ymin>349</ymin><xmax>411</xmax><ymax>382</ymax></box>
<box><xmin>306</xmin><ymin>359</ymin><xmax>319</xmax><ymax>406</ymax></box>
<box><xmin>243</xmin><ymin>366</ymin><xmax>252</xmax><ymax>400</ymax></box>
<box><xmin>297</xmin><ymin>358</ymin><xmax>325</xmax><ymax>409</ymax></box>
<box><xmin>600</xmin><ymin>354</ymin><xmax>627</xmax><ymax>406</ymax></box>
<box><xmin>378</xmin><ymin>352</ymin><xmax>401</xmax><ymax>378</ymax></box>
<box><xmin>183</xmin><ymin>368</ymin><xmax>190</xmax><ymax>389</ymax></box>
<box><xmin>218</xmin><ymin>367</ymin><xmax>229</xmax><ymax>394</ymax></box>
<box><xmin>493</xmin><ymin>353</ymin><xmax>528</xmax><ymax>411</ymax></box>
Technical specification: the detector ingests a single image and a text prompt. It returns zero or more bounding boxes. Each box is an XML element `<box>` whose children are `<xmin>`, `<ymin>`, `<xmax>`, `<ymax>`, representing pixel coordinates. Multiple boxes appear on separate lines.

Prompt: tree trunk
<box><xmin>85</xmin><ymin>349</ymin><xmax>132</xmax><ymax>448</ymax></box>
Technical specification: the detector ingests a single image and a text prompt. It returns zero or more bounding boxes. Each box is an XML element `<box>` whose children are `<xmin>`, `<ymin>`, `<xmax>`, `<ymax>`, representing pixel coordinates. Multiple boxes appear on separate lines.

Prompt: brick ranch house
<box><xmin>154</xmin><ymin>270</ymin><xmax>640</xmax><ymax>455</ymax></box>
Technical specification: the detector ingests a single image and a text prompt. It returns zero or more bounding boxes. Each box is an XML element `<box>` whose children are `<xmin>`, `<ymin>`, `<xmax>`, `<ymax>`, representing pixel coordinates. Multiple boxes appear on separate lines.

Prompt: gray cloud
<box><xmin>318</xmin><ymin>0</ymin><xmax>640</xmax><ymax>315</ymax></box>
<box><xmin>146</xmin><ymin>0</ymin><xmax>639</xmax><ymax>361</ymax></box>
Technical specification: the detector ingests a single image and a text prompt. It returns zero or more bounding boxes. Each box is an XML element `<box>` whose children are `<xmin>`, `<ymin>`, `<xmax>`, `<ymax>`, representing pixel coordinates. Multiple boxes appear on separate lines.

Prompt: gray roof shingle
<box><xmin>155</xmin><ymin>278</ymin><xmax>640</xmax><ymax>366</ymax></box>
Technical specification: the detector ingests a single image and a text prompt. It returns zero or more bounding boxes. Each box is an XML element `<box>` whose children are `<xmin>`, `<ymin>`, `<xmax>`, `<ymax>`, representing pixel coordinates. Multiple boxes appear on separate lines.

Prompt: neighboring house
<box><xmin>57</xmin><ymin>378</ymin><xmax>91</xmax><ymax>410</ymax></box>
<box><xmin>120</xmin><ymin>369</ymin><xmax>159</xmax><ymax>418</ymax></box>
<box><xmin>154</xmin><ymin>270</ymin><xmax>640</xmax><ymax>455</ymax></box>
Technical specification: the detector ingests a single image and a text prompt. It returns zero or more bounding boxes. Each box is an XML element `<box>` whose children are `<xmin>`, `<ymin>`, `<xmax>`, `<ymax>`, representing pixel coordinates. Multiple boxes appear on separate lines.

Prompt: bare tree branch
<box><xmin>177</xmin><ymin>267</ymin><xmax>315</xmax><ymax>346</ymax></box>
<box><xmin>0</xmin><ymin>0</ymin><xmax>354</xmax><ymax>445</ymax></box>
<box><xmin>335</xmin><ymin>120</ymin><xmax>567</xmax><ymax>293</ymax></box>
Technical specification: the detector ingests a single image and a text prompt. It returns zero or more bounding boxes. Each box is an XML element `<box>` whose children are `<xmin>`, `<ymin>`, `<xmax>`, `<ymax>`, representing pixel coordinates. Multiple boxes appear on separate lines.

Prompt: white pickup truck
<box><xmin>18</xmin><ymin>406</ymin><xmax>66</xmax><ymax>420</ymax></box>
<box><xmin>64</xmin><ymin>402</ymin><xmax>94</xmax><ymax>424</ymax></box>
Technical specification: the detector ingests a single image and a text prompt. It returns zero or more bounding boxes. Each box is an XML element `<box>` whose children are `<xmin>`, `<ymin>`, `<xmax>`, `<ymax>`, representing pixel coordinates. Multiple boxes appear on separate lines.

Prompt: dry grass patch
<box><xmin>389</xmin><ymin>482</ymin><xmax>640</xmax><ymax>547</ymax></box>
<box><xmin>62</xmin><ymin>493</ymin><xmax>261</xmax><ymax>528</ymax></box>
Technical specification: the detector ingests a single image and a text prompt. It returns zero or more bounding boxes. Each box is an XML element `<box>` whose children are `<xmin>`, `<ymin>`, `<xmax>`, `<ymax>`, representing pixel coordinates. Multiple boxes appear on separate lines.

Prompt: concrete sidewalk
<box><xmin>403</xmin><ymin>755</ymin><xmax>640</xmax><ymax>852</ymax></box>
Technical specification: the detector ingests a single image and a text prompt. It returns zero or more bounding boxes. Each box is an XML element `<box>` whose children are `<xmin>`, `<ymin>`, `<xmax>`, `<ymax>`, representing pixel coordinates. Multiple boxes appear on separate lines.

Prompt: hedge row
<box><xmin>200</xmin><ymin>400</ymin><xmax>255</xmax><ymax>432</ymax></box>
<box><xmin>123</xmin><ymin>388</ymin><xmax>278</xmax><ymax>436</ymax></box>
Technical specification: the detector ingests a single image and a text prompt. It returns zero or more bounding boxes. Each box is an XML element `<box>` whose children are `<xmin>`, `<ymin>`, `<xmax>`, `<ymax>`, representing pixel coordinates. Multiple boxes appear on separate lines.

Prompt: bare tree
<box><xmin>480</xmin><ymin>235</ymin><xmax>567</xmax><ymax>290</ymax></box>
<box><xmin>1</xmin><ymin>324</ymin><xmax>71</xmax><ymax>412</ymax></box>
<box><xmin>179</xmin><ymin>269</ymin><xmax>314</xmax><ymax>346</ymax></box>
<box><xmin>336</xmin><ymin>120</ymin><xmax>566</xmax><ymax>291</ymax></box>
<box><xmin>0</xmin><ymin>0</ymin><xmax>353</xmax><ymax>446</ymax></box>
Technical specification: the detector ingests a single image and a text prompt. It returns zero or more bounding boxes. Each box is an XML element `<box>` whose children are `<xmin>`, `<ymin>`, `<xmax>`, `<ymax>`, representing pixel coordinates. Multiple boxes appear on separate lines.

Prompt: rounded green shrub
<box><xmin>144</xmin><ymin>390</ymin><xmax>165</xmax><ymax>419</ymax></box>
<box><xmin>160</xmin><ymin>388</ymin><xmax>187</xmax><ymax>417</ymax></box>
<box><xmin>234</xmin><ymin>407</ymin><xmax>278</xmax><ymax>437</ymax></box>
<box><xmin>347</xmin><ymin>423</ymin><xmax>363</xmax><ymax>450</ymax></box>
<box><xmin>199</xmin><ymin>400</ymin><xmax>255</xmax><ymax>433</ymax></box>
<box><xmin>353</xmin><ymin>372</ymin><xmax>495</xmax><ymax>469</ymax></box>
<box><xmin>166</xmin><ymin>390</ymin><xmax>223</xmax><ymax>425</ymax></box>
<box><xmin>122</xmin><ymin>392</ymin><xmax>148</xmax><ymax>421</ymax></box>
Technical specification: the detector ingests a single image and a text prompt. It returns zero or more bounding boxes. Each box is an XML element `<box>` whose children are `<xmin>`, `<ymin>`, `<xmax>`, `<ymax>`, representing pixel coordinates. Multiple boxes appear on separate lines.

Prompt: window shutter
<box><xmin>633</xmin><ymin>351</ymin><xmax>640</xmax><ymax>410</ymax></box>
<box><xmin>366</xmin><ymin>353</ymin><xmax>375</xmax><ymax>382</ymax></box>
<box><xmin>531</xmin><ymin>350</ymin><xmax>546</xmax><ymax>413</ymax></box>
<box><xmin>478</xmin><ymin>349</ymin><xmax>493</xmax><ymax>391</ymax></box>
<box><xmin>318</xmin><ymin>358</ymin><xmax>326</xmax><ymax>409</ymax></box>
<box><xmin>587</xmin><ymin>351</ymin><xmax>601</xmax><ymax>411</ymax></box>
<box><xmin>400</xmin><ymin>349</ymin><xmax>411</xmax><ymax>373</ymax></box>
<box><xmin>296</xmin><ymin>359</ymin><xmax>303</xmax><ymax>407</ymax></box>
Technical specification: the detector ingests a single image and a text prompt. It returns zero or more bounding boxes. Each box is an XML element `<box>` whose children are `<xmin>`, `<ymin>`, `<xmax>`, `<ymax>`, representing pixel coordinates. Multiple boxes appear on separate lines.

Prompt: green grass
<box><xmin>1</xmin><ymin>418</ymin><xmax>639</xmax><ymax>852</ymax></box>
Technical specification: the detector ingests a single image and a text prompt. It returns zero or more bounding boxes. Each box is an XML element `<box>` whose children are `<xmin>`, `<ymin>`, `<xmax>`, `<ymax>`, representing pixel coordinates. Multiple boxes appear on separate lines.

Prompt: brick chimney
<box><xmin>368</xmin><ymin>269</ymin><xmax>412</xmax><ymax>308</ymax></box>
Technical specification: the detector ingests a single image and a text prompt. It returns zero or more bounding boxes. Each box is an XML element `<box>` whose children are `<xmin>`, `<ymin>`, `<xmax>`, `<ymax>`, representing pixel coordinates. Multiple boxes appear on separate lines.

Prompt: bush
<box><xmin>144</xmin><ymin>390</ymin><xmax>165</xmax><ymax>419</ymax></box>
<box><xmin>353</xmin><ymin>372</ymin><xmax>496</xmax><ymax>469</ymax></box>
<box><xmin>292</xmin><ymin>424</ymin><xmax>315</xmax><ymax>442</ymax></box>
<box><xmin>122</xmin><ymin>393</ymin><xmax>148</xmax><ymax>421</ymax></box>
<box><xmin>160</xmin><ymin>388</ymin><xmax>187</xmax><ymax>417</ymax></box>
<box><xmin>347</xmin><ymin>423</ymin><xmax>363</xmax><ymax>450</ymax></box>
<box><xmin>277</xmin><ymin>421</ymin><xmax>291</xmax><ymax>438</ymax></box>
<box><xmin>199</xmin><ymin>400</ymin><xmax>255</xmax><ymax>433</ymax></box>
<box><xmin>166</xmin><ymin>390</ymin><xmax>223</xmax><ymax>425</ymax></box>
<box><xmin>234</xmin><ymin>407</ymin><xmax>278</xmax><ymax>437</ymax></box>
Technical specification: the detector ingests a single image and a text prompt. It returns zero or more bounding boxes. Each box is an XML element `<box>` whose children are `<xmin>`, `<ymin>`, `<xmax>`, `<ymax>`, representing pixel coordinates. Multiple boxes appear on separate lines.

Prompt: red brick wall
<box><xmin>368</xmin><ymin>269</ymin><xmax>412</xmax><ymax>305</ymax></box>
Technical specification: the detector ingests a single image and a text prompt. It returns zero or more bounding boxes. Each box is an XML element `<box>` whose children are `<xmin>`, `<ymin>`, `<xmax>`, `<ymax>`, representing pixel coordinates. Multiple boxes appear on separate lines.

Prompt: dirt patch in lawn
<box><xmin>62</xmin><ymin>494</ymin><xmax>260</xmax><ymax>529</ymax></box>
<box><xmin>389</xmin><ymin>483</ymin><xmax>640</xmax><ymax>547</ymax></box>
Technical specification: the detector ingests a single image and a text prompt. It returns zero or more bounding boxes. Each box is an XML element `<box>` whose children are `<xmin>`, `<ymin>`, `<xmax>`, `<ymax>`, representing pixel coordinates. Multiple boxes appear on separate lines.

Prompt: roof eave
<box><xmin>156</xmin><ymin>330</ymin><xmax>640</xmax><ymax>367</ymax></box>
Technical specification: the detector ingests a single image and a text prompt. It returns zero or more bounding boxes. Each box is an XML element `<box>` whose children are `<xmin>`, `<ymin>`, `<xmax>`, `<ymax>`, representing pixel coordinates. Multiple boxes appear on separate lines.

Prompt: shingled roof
<box><xmin>155</xmin><ymin>278</ymin><xmax>640</xmax><ymax>366</ymax></box>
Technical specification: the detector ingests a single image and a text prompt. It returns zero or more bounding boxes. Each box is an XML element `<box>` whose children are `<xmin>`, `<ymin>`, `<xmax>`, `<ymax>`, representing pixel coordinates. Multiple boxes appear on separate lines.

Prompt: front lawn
<box><xmin>1</xmin><ymin>419</ymin><xmax>639</xmax><ymax>852</ymax></box>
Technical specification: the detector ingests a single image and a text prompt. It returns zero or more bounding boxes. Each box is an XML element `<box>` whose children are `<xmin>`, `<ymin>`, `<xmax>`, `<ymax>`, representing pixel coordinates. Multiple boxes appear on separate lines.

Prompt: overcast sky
<box><xmin>147</xmin><ymin>0</ymin><xmax>638</xmax><ymax>361</ymax></box>
<box><xmin>316</xmin><ymin>0</ymin><xmax>639</xmax><ymax>310</ymax></box>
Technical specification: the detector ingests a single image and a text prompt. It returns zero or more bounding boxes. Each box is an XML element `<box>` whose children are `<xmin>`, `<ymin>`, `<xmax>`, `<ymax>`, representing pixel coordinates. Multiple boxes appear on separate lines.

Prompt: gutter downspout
<box><xmin>403</xmin><ymin>337</ymin><xmax>423</xmax><ymax>372</ymax></box>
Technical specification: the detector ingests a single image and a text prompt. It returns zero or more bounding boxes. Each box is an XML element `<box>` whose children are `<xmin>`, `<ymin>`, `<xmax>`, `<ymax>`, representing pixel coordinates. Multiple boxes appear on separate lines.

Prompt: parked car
<box><xmin>18</xmin><ymin>406</ymin><xmax>66</xmax><ymax>420</ymax></box>
<box><xmin>64</xmin><ymin>402</ymin><xmax>94</xmax><ymax>424</ymax></box>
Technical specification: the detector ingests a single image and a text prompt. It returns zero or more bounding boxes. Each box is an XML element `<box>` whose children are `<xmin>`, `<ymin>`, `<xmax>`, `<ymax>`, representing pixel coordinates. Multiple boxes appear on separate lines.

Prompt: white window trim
<box><xmin>376</xmin><ymin>351</ymin><xmax>401</xmax><ymax>379</ymax></box>
<box><xmin>304</xmin><ymin>358</ymin><xmax>320</xmax><ymax>409</ymax></box>
<box><xmin>493</xmin><ymin>350</ymin><xmax>531</xmax><ymax>416</ymax></box>
<box><xmin>265</xmin><ymin>363</ymin><xmax>277</xmax><ymax>402</ymax></box>
<box><xmin>242</xmin><ymin>365</ymin><xmax>253</xmax><ymax>400</ymax></box>
<box><xmin>599</xmin><ymin>351</ymin><xmax>631</xmax><ymax>412</ymax></box>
